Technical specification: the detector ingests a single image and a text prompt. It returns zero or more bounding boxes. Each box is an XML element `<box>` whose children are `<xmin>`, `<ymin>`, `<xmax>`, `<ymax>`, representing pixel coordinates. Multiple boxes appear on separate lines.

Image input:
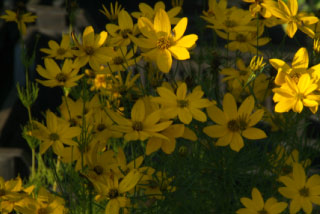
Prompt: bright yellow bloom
<box><xmin>272</xmin><ymin>74</ymin><xmax>320</xmax><ymax>113</ymax></box>
<box><xmin>236</xmin><ymin>188</ymin><xmax>287</xmax><ymax>214</ymax></box>
<box><xmin>100</xmin><ymin>1</ymin><xmax>122</xmax><ymax>22</ymax></box>
<box><xmin>242</xmin><ymin>0</ymin><xmax>277</xmax><ymax>18</ymax></box>
<box><xmin>131</xmin><ymin>1</ymin><xmax>181</xmax><ymax>24</ymax></box>
<box><xmin>91</xmin><ymin>170</ymin><xmax>142</xmax><ymax>214</ymax></box>
<box><xmin>202</xmin><ymin>0</ymin><xmax>227</xmax><ymax>18</ymax></box>
<box><xmin>107</xmin><ymin>99</ymin><xmax>172</xmax><ymax>142</ymax></box>
<box><xmin>106</xmin><ymin>10</ymin><xmax>139</xmax><ymax>47</ymax></box>
<box><xmin>131</xmin><ymin>9</ymin><xmax>198</xmax><ymax>73</ymax></box>
<box><xmin>266</xmin><ymin>0</ymin><xmax>318</xmax><ymax>38</ymax></box>
<box><xmin>203</xmin><ymin>93</ymin><xmax>266</xmax><ymax>152</ymax></box>
<box><xmin>278</xmin><ymin>163</ymin><xmax>320</xmax><ymax>214</ymax></box>
<box><xmin>40</xmin><ymin>34</ymin><xmax>73</xmax><ymax>60</ymax></box>
<box><xmin>152</xmin><ymin>83</ymin><xmax>212</xmax><ymax>124</ymax></box>
<box><xmin>36</xmin><ymin>58</ymin><xmax>84</xmax><ymax>88</ymax></box>
<box><xmin>72</xmin><ymin>26</ymin><xmax>112</xmax><ymax>69</ymax></box>
<box><xmin>0</xmin><ymin>10</ymin><xmax>36</xmax><ymax>35</ymax></box>
<box><xmin>32</xmin><ymin>110</ymin><xmax>81</xmax><ymax>155</ymax></box>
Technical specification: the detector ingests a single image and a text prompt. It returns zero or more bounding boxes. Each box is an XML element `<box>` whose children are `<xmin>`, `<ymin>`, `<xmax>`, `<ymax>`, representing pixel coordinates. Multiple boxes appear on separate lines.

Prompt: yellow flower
<box><xmin>72</xmin><ymin>26</ymin><xmax>112</xmax><ymax>69</ymax></box>
<box><xmin>0</xmin><ymin>10</ymin><xmax>36</xmax><ymax>35</ymax></box>
<box><xmin>107</xmin><ymin>99</ymin><xmax>172</xmax><ymax>142</ymax></box>
<box><xmin>152</xmin><ymin>82</ymin><xmax>212</xmax><ymax>124</ymax></box>
<box><xmin>131</xmin><ymin>9</ymin><xmax>198</xmax><ymax>73</ymax></box>
<box><xmin>32</xmin><ymin>110</ymin><xmax>81</xmax><ymax>155</ymax></box>
<box><xmin>272</xmin><ymin>74</ymin><xmax>320</xmax><ymax>113</ymax></box>
<box><xmin>236</xmin><ymin>188</ymin><xmax>287</xmax><ymax>214</ymax></box>
<box><xmin>131</xmin><ymin>1</ymin><xmax>181</xmax><ymax>24</ymax></box>
<box><xmin>106</xmin><ymin>10</ymin><xmax>139</xmax><ymax>47</ymax></box>
<box><xmin>215</xmin><ymin>26</ymin><xmax>270</xmax><ymax>54</ymax></box>
<box><xmin>40</xmin><ymin>34</ymin><xmax>73</xmax><ymax>60</ymax></box>
<box><xmin>202</xmin><ymin>0</ymin><xmax>227</xmax><ymax>18</ymax></box>
<box><xmin>278</xmin><ymin>163</ymin><xmax>320</xmax><ymax>214</ymax></box>
<box><xmin>242</xmin><ymin>0</ymin><xmax>277</xmax><ymax>18</ymax></box>
<box><xmin>100</xmin><ymin>1</ymin><xmax>122</xmax><ymax>22</ymax></box>
<box><xmin>203</xmin><ymin>93</ymin><xmax>266</xmax><ymax>152</ymax></box>
<box><xmin>36</xmin><ymin>58</ymin><xmax>84</xmax><ymax>88</ymax></box>
<box><xmin>266</xmin><ymin>0</ymin><xmax>318</xmax><ymax>38</ymax></box>
<box><xmin>91</xmin><ymin>170</ymin><xmax>142</xmax><ymax>214</ymax></box>
<box><xmin>91</xmin><ymin>74</ymin><xmax>107</xmax><ymax>91</ymax></box>
<box><xmin>0</xmin><ymin>176</ymin><xmax>25</xmax><ymax>213</ymax></box>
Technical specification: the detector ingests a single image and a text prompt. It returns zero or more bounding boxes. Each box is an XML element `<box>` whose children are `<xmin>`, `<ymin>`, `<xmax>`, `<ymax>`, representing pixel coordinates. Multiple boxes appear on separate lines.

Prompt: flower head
<box><xmin>40</xmin><ymin>34</ymin><xmax>73</xmax><ymax>60</ymax></box>
<box><xmin>0</xmin><ymin>10</ymin><xmax>36</xmax><ymax>35</ymax></box>
<box><xmin>100</xmin><ymin>1</ymin><xmax>122</xmax><ymax>22</ymax></box>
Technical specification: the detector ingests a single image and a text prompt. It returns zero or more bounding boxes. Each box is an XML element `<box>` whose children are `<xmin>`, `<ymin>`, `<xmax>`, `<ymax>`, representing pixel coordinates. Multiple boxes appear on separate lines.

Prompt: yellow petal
<box><xmin>146</xmin><ymin>137</ymin><xmax>162</xmax><ymax>155</ymax></box>
<box><xmin>242</xmin><ymin>128</ymin><xmax>267</xmax><ymax>140</ymax></box>
<box><xmin>175</xmin><ymin>34</ymin><xmax>198</xmax><ymax>48</ymax></box>
<box><xmin>131</xmin><ymin>99</ymin><xmax>145</xmax><ymax>122</ymax></box>
<box><xmin>172</xmin><ymin>17</ymin><xmax>187</xmax><ymax>40</ymax></box>
<box><xmin>157</xmin><ymin>49</ymin><xmax>172</xmax><ymax>73</ymax></box>
<box><xmin>206</xmin><ymin>105</ymin><xmax>227</xmax><ymax>124</ymax></box>
<box><xmin>119</xmin><ymin>10</ymin><xmax>133</xmax><ymax>30</ymax></box>
<box><xmin>169</xmin><ymin>46</ymin><xmax>190</xmax><ymax>60</ymax></box>
<box><xmin>177</xmin><ymin>82</ymin><xmax>187</xmax><ymax>99</ymax></box>
<box><xmin>83</xmin><ymin>26</ymin><xmax>95</xmax><ymax>47</ymax></box>
<box><xmin>203</xmin><ymin>125</ymin><xmax>228</xmax><ymax>138</ymax></box>
<box><xmin>293</xmin><ymin>163</ymin><xmax>306</xmax><ymax>189</ymax></box>
<box><xmin>154</xmin><ymin>9</ymin><xmax>171</xmax><ymax>34</ymax></box>
<box><xmin>288</xmin><ymin>0</ymin><xmax>298</xmax><ymax>16</ymax></box>
<box><xmin>251</xmin><ymin>188</ymin><xmax>264</xmax><ymax>210</ymax></box>
<box><xmin>230</xmin><ymin>132</ymin><xmax>244</xmax><ymax>152</ymax></box>
<box><xmin>223</xmin><ymin>93</ymin><xmax>237</xmax><ymax>120</ymax></box>
<box><xmin>119</xmin><ymin>169</ymin><xmax>142</xmax><ymax>193</ymax></box>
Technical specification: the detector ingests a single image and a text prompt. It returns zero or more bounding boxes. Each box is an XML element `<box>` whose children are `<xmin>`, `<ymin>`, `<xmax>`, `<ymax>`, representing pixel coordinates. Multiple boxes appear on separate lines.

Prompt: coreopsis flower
<box><xmin>91</xmin><ymin>170</ymin><xmax>142</xmax><ymax>214</ymax></box>
<box><xmin>59</xmin><ymin>96</ymin><xmax>84</xmax><ymax>127</ymax></box>
<box><xmin>104</xmin><ymin>46</ymin><xmax>140</xmax><ymax>72</ymax></box>
<box><xmin>130</xmin><ymin>9</ymin><xmax>198</xmax><ymax>73</ymax></box>
<box><xmin>203</xmin><ymin>93</ymin><xmax>266</xmax><ymax>152</ymax></box>
<box><xmin>270</xmin><ymin>47</ymin><xmax>315</xmax><ymax>86</ymax></box>
<box><xmin>202</xmin><ymin>0</ymin><xmax>227</xmax><ymax>19</ymax></box>
<box><xmin>204</xmin><ymin>7</ymin><xmax>256</xmax><ymax>33</ymax></box>
<box><xmin>215</xmin><ymin>25</ymin><xmax>270</xmax><ymax>54</ymax></box>
<box><xmin>236</xmin><ymin>188</ymin><xmax>287</xmax><ymax>214</ymax></box>
<box><xmin>278</xmin><ymin>163</ymin><xmax>320</xmax><ymax>214</ymax></box>
<box><xmin>15</xmin><ymin>187</ymin><xmax>65</xmax><ymax>214</ymax></box>
<box><xmin>100</xmin><ymin>1</ymin><xmax>122</xmax><ymax>22</ymax></box>
<box><xmin>72</xmin><ymin>26</ymin><xmax>112</xmax><ymax>69</ymax></box>
<box><xmin>266</xmin><ymin>0</ymin><xmax>318</xmax><ymax>38</ymax></box>
<box><xmin>106</xmin><ymin>10</ymin><xmax>139</xmax><ymax>47</ymax></box>
<box><xmin>40</xmin><ymin>34</ymin><xmax>73</xmax><ymax>60</ymax></box>
<box><xmin>242</xmin><ymin>0</ymin><xmax>277</xmax><ymax>18</ymax></box>
<box><xmin>146</xmin><ymin>124</ymin><xmax>185</xmax><ymax>155</ymax></box>
<box><xmin>32</xmin><ymin>110</ymin><xmax>81</xmax><ymax>155</ymax></box>
<box><xmin>272</xmin><ymin>74</ymin><xmax>320</xmax><ymax>113</ymax></box>
<box><xmin>36</xmin><ymin>58</ymin><xmax>84</xmax><ymax>88</ymax></box>
<box><xmin>152</xmin><ymin>82</ymin><xmax>212</xmax><ymax>124</ymax></box>
<box><xmin>0</xmin><ymin>10</ymin><xmax>36</xmax><ymax>35</ymax></box>
<box><xmin>107</xmin><ymin>99</ymin><xmax>172</xmax><ymax>142</ymax></box>
<box><xmin>131</xmin><ymin>1</ymin><xmax>181</xmax><ymax>24</ymax></box>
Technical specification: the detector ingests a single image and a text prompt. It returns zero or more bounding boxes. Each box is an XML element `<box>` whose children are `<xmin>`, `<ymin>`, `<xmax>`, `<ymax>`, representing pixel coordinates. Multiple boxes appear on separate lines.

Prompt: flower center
<box><xmin>236</xmin><ymin>34</ymin><xmax>247</xmax><ymax>42</ymax></box>
<box><xmin>57</xmin><ymin>48</ymin><xmax>66</xmax><ymax>55</ymax></box>
<box><xmin>121</xmin><ymin>29</ymin><xmax>132</xmax><ymax>39</ymax></box>
<box><xmin>224</xmin><ymin>19</ymin><xmax>237</xmax><ymax>28</ymax></box>
<box><xmin>258</xmin><ymin>209</ymin><xmax>268</xmax><ymax>214</ymax></box>
<box><xmin>85</xmin><ymin>46</ymin><xmax>95</xmax><ymax>55</ymax></box>
<box><xmin>132</xmin><ymin>121</ymin><xmax>143</xmax><ymax>131</ymax></box>
<box><xmin>49</xmin><ymin>133</ymin><xmax>59</xmax><ymax>141</ymax></box>
<box><xmin>113</xmin><ymin>56</ymin><xmax>124</xmax><ymax>65</ymax></box>
<box><xmin>177</xmin><ymin>99</ymin><xmax>189</xmax><ymax>108</ymax></box>
<box><xmin>291</xmin><ymin>73</ymin><xmax>301</xmax><ymax>84</ymax></box>
<box><xmin>227</xmin><ymin>119</ymin><xmax>240</xmax><ymax>132</ymax></box>
<box><xmin>238</xmin><ymin>114</ymin><xmax>248</xmax><ymax>131</ymax></box>
<box><xmin>97</xmin><ymin>123</ymin><xmax>106</xmax><ymax>132</ymax></box>
<box><xmin>296</xmin><ymin>93</ymin><xmax>304</xmax><ymax>100</ymax></box>
<box><xmin>37</xmin><ymin>208</ymin><xmax>48</xmax><ymax>214</ymax></box>
<box><xmin>157</xmin><ymin>37</ymin><xmax>171</xmax><ymax>50</ymax></box>
<box><xmin>108</xmin><ymin>188</ymin><xmax>119</xmax><ymax>199</ymax></box>
<box><xmin>93</xmin><ymin>165</ymin><xmax>104</xmax><ymax>175</ymax></box>
<box><xmin>299</xmin><ymin>187</ymin><xmax>309</xmax><ymax>197</ymax></box>
<box><xmin>0</xmin><ymin>189</ymin><xmax>5</xmax><ymax>196</ymax></box>
<box><xmin>56</xmin><ymin>73</ymin><xmax>67</xmax><ymax>83</ymax></box>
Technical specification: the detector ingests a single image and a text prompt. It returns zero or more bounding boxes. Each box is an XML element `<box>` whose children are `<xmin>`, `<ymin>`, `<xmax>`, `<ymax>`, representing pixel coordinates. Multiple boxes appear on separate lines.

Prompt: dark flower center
<box><xmin>177</xmin><ymin>99</ymin><xmax>189</xmax><ymax>108</ymax></box>
<box><xmin>258</xmin><ymin>209</ymin><xmax>268</xmax><ymax>214</ymax></box>
<box><xmin>227</xmin><ymin>119</ymin><xmax>240</xmax><ymax>132</ymax></box>
<box><xmin>57</xmin><ymin>48</ymin><xmax>66</xmax><ymax>55</ymax></box>
<box><xmin>236</xmin><ymin>34</ymin><xmax>247</xmax><ymax>42</ymax></box>
<box><xmin>299</xmin><ymin>187</ymin><xmax>309</xmax><ymax>197</ymax></box>
<box><xmin>49</xmin><ymin>133</ymin><xmax>59</xmax><ymax>141</ymax></box>
<box><xmin>37</xmin><ymin>208</ymin><xmax>48</xmax><ymax>214</ymax></box>
<box><xmin>108</xmin><ymin>188</ymin><xmax>119</xmax><ymax>199</ymax></box>
<box><xmin>85</xmin><ymin>46</ymin><xmax>95</xmax><ymax>55</ymax></box>
<box><xmin>157</xmin><ymin>37</ymin><xmax>171</xmax><ymax>50</ymax></box>
<box><xmin>113</xmin><ymin>56</ymin><xmax>124</xmax><ymax>65</ymax></box>
<box><xmin>0</xmin><ymin>189</ymin><xmax>6</xmax><ymax>196</ymax></box>
<box><xmin>97</xmin><ymin>123</ymin><xmax>106</xmax><ymax>132</ymax></box>
<box><xmin>224</xmin><ymin>19</ymin><xmax>237</xmax><ymax>28</ymax></box>
<box><xmin>56</xmin><ymin>73</ymin><xmax>67</xmax><ymax>83</ymax></box>
<box><xmin>121</xmin><ymin>29</ymin><xmax>132</xmax><ymax>39</ymax></box>
<box><xmin>93</xmin><ymin>165</ymin><xmax>104</xmax><ymax>175</ymax></box>
<box><xmin>132</xmin><ymin>121</ymin><xmax>143</xmax><ymax>131</ymax></box>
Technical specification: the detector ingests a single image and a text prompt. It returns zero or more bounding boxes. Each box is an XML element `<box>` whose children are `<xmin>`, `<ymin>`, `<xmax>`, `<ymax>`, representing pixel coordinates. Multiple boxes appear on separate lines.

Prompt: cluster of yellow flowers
<box><xmin>2</xmin><ymin>0</ymin><xmax>320</xmax><ymax>213</ymax></box>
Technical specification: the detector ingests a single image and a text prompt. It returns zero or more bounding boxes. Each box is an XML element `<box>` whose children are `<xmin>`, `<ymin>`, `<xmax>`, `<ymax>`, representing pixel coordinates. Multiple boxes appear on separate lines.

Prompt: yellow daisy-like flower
<box><xmin>236</xmin><ymin>187</ymin><xmax>287</xmax><ymax>214</ymax></box>
<box><xmin>72</xmin><ymin>26</ymin><xmax>112</xmax><ymax>69</ymax></box>
<box><xmin>152</xmin><ymin>82</ymin><xmax>212</xmax><ymax>124</ymax></box>
<box><xmin>0</xmin><ymin>10</ymin><xmax>36</xmax><ymax>35</ymax></box>
<box><xmin>106</xmin><ymin>10</ymin><xmax>139</xmax><ymax>47</ymax></box>
<box><xmin>131</xmin><ymin>1</ymin><xmax>181</xmax><ymax>24</ymax></box>
<box><xmin>266</xmin><ymin>0</ymin><xmax>318</xmax><ymax>38</ymax></box>
<box><xmin>99</xmin><ymin>1</ymin><xmax>122</xmax><ymax>22</ymax></box>
<box><xmin>242</xmin><ymin>0</ymin><xmax>277</xmax><ymax>18</ymax></box>
<box><xmin>203</xmin><ymin>93</ymin><xmax>266</xmax><ymax>152</ymax></box>
<box><xmin>32</xmin><ymin>110</ymin><xmax>81</xmax><ymax>155</ymax></box>
<box><xmin>272</xmin><ymin>74</ymin><xmax>320</xmax><ymax>113</ymax></box>
<box><xmin>107</xmin><ymin>99</ymin><xmax>172</xmax><ymax>142</ymax></box>
<box><xmin>130</xmin><ymin>9</ymin><xmax>198</xmax><ymax>73</ymax></box>
<box><xmin>36</xmin><ymin>58</ymin><xmax>84</xmax><ymax>88</ymax></box>
<box><xmin>278</xmin><ymin>163</ymin><xmax>320</xmax><ymax>214</ymax></box>
<box><xmin>40</xmin><ymin>34</ymin><xmax>73</xmax><ymax>60</ymax></box>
